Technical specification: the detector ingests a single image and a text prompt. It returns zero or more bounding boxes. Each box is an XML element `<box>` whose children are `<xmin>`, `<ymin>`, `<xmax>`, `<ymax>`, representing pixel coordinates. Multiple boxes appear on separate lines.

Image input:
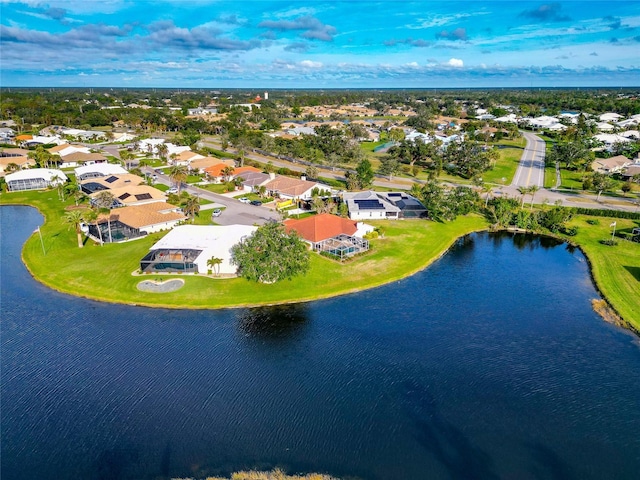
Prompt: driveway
<box><xmin>142</xmin><ymin>166</ymin><xmax>281</xmax><ymax>226</ymax></box>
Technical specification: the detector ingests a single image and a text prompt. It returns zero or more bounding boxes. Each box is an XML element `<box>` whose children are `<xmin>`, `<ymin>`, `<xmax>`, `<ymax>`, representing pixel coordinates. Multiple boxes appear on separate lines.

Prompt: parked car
<box><xmin>211</xmin><ymin>208</ymin><xmax>222</xmax><ymax>218</ymax></box>
<box><xmin>167</xmin><ymin>187</ymin><xmax>178</xmax><ymax>194</ymax></box>
<box><xmin>238</xmin><ymin>197</ymin><xmax>250</xmax><ymax>204</ymax></box>
<box><xmin>250</xmin><ymin>200</ymin><xmax>262</xmax><ymax>206</ymax></box>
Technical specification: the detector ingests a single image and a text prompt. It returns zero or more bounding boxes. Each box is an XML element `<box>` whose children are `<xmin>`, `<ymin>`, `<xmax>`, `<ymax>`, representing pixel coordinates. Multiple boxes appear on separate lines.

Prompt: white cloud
<box><xmin>300</xmin><ymin>59</ymin><xmax>323</xmax><ymax>68</ymax></box>
<box><xmin>407</xmin><ymin>11</ymin><xmax>490</xmax><ymax>30</ymax></box>
<box><xmin>447</xmin><ymin>58</ymin><xmax>464</xmax><ymax>67</ymax></box>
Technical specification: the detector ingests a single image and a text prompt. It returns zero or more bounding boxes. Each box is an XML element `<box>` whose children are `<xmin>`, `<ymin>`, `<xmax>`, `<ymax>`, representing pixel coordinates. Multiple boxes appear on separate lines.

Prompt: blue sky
<box><xmin>1</xmin><ymin>1</ymin><xmax>639</xmax><ymax>88</ymax></box>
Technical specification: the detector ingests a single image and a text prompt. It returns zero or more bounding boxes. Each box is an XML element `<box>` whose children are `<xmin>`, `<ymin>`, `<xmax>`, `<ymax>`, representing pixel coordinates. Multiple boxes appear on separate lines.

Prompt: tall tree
<box><xmin>93</xmin><ymin>191</ymin><xmax>115</xmax><ymax>243</ymax></box>
<box><xmin>231</xmin><ymin>222</ymin><xmax>310</xmax><ymax>283</ymax></box>
<box><xmin>378</xmin><ymin>157</ymin><xmax>401</xmax><ymax>181</ymax></box>
<box><xmin>64</xmin><ymin>210</ymin><xmax>86</xmax><ymax>248</ymax></box>
<box><xmin>183</xmin><ymin>196</ymin><xmax>200</xmax><ymax>222</ymax></box>
<box><xmin>355</xmin><ymin>158</ymin><xmax>374</xmax><ymax>189</ymax></box>
<box><xmin>168</xmin><ymin>165</ymin><xmax>188</xmax><ymax>194</ymax></box>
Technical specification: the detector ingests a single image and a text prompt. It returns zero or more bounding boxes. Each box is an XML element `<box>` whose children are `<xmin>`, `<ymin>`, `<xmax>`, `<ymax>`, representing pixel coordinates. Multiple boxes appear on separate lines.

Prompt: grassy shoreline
<box><xmin>2</xmin><ymin>191</ymin><xmax>486</xmax><ymax>310</ymax></box>
<box><xmin>2</xmin><ymin>191</ymin><xmax>638</xmax><ymax>333</ymax></box>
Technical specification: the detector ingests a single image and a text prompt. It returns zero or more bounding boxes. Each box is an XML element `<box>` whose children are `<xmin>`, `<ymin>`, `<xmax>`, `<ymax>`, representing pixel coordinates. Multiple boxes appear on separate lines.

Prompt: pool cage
<box><xmin>87</xmin><ymin>220</ymin><xmax>143</xmax><ymax>243</ymax></box>
<box><xmin>140</xmin><ymin>249</ymin><xmax>202</xmax><ymax>273</ymax></box>
<box><xmin>314</xmin><ymin>234</ymin><xmax>369</xmax><ymax>260</ymax></box>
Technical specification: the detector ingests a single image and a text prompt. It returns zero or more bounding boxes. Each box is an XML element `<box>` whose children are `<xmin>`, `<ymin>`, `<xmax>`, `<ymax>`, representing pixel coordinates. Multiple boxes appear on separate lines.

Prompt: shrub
<box><xmin>600</xmin><ymin>239</ymin><xmax>618</xmax><ymax>246</ymax></box>
<box><xmin>586</xmin><ymin>219</ymin><xmax>600</xmax><ymax>225</ymax></box>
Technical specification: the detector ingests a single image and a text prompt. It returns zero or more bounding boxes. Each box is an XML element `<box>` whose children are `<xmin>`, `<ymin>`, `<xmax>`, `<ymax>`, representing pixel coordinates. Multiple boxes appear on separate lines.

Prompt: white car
<box><xmin>167</xmin><ymin>187</ymin><xmax>179</xmax><ymax>194</ymax></box>
<box><xmin>238</xmin><ymin>197</ymin><xmax>250</xmax><ymax>204</ymax></box>
<box><xmin>211</xmin><ymin>208</ymin><xmax>222</xmax><ymax>218</ymax></box>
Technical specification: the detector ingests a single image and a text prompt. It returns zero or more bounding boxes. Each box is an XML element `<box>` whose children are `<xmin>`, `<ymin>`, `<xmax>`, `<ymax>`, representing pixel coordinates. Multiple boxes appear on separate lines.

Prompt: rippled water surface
<box><xmin>2</xmin><ymin>205</ymin><xmax>639</xmax><ymax>480</ymax></box>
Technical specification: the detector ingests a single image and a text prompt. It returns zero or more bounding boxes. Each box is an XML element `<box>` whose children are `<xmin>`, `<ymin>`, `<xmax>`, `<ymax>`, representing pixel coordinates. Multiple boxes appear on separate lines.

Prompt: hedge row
<box><xmin>569</xmin><ymin>207</ymin><xmax>640</xmax><ymax>220</ymax></box>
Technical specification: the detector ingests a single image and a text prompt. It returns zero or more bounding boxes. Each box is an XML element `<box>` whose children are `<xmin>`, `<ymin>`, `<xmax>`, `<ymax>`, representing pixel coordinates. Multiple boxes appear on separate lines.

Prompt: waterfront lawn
<box><xmin>2</xmin><ymin>189</ymin><xmax>486</xmax><ymax>309</ymax></box>
<box><xmin>567</xmin><ymin>216</ymin><xmax>640</xmax><ymax>330</ymax></box>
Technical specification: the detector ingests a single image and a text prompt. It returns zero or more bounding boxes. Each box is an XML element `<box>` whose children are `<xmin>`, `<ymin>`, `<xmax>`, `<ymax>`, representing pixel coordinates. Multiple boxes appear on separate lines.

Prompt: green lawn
<box><xmin>199</xmin><ymin>183</ymin><xmax>231</xmax><ymax>194</ymax></box>
<box><xmin>1</xmin><ymin>189</ymin><xmax>486</xmax><ymax>309</ymax></box>
<box><xmin>559</xmin><ymin>169</ymin><xmax>586</xmax><ymax>190</ymax></box>
<box><xmin>565</xmin><ymin>216</ymin><xmax>640</xmax><ymax>331</ymax></box>
<box><xmin>544</xmin><ymin>165</ymin><xmax>557</xmax><ymax>188</ymax></box>
<box><xmin>483</xmin><ymin>146</ymin><xmax>523</xmax><ymax>184</ymax></box>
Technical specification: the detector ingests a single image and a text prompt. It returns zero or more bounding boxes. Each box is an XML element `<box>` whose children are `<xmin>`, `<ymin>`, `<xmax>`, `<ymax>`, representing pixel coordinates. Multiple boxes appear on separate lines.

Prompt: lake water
<box><xmin>2</xmin><ymin>205</ymin><xmax>639</xmax><ymax>480</ymax></box>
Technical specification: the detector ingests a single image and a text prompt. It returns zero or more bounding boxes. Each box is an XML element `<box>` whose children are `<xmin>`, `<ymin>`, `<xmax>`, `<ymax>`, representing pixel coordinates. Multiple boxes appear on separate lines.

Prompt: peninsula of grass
<box><xmin>1</xmin><ymin>190</ymin><xmax>486</xmax><ymax>310</ymax></box>
<box><xmin>563</xmin><ymin>216</ymin><xmax>640</xmax><ymax>332</ymax></box>
<box><xmin>2</xmin><ymin>190</ymin><xmax>639</xmax><ymax>334</ymax></box>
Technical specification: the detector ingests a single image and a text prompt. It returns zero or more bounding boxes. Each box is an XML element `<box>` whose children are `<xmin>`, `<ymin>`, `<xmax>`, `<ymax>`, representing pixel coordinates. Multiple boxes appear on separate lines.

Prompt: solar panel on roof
<box><xmin>118</xmin><ymin>193</ymin><xmax>131</xmax><ymax>200</ymax></box>
<box><xmin>354</xmin><ymin>199</ymin><xmax>384</xmax><ymax>209</ymax></box>
<box><xmin>135</xmin><ymin>193</ymin><xmax>152</xmax><ymax>200</ymax></box>
<box><xmin>387</xmin><ymin>192</ymin><xmax>402</xmax><ymax>197</ymax></box>
<box><xmin>105</xmin><ymin>175</ymin><xmax>118</xmax><ymax>183</ymax></box>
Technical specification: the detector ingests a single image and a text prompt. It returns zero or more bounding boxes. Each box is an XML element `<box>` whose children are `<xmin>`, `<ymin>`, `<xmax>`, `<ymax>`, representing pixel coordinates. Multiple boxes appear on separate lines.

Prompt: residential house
<box><xmin>75</xmin><ymin>163</ymin><xmax>128</xmax><ymax>181</ymax></box>
<box><xmin>0</xmin><ymin>127</ymin><xmax>15</xmax><ymax>142</ymax></box>
<box><xmin>81</xmin><ymin>173</ymin><xmax>145</xmax><ymax>194</ymax></box>
<box><xmin>203</xmin><ymin>160</ymin><xmax>239</xmax><ymax>183</ymax></box>
<box><xmin>59</xmin><ymin>152</ymin><xmax>107</xmax><ymax>168</ymax></box>
<box><xmin>343</xmin><ymin>191</ymin><xmax>427</xmax><ymax>220</ymax></box>
<box><xmin>48</xmin><ymin>143</ymin><xmax>91</xmax><ymax>158</ymax></box>
<box><xmin>621</xmin><ymin>164</ymin><xmax>640</xmax><ymax>180</ymax></box>
<box><xmin>263</xmin><ymin>174</ymin><xmax>323</xmax><ymax>202</ymax></box>
<box><xmin>188</xmin><ymin>157</ymin><xmax>225</xmax><ymax>174</ymax></box>
<box><xmin>0</xmin><ymin>148</ymin><xmax>34</xmax><ymax>172</ymax></box>
<box><xmin>5</xmin><ymin>168</ymin><xmax>68</xmax><ymax>192</ymax></box>
<box><xmin>591</xmin><ymin>155</ymin><xmax>632</xmax><ymax>174</ymax></box>
<box><xmin>599</xmin><ymin>112</ymin><xmax>623</xmax><ymax>122</ymax></box>
<box><xmin>283</xmin><ymin>213</ymin><xmax>372</xmax><ymax>259</ymax></box>
<box><xmin>140</xmin><ymin>224</ymin><xmax>258</xmax><ymax>275</ymax></box>
<box><xmin>172</xmin><ymin>150</ymin><xmax>204</xmax><ymax>166</ymax></box>
<box><xmin>239</xmin><ymin>171</ymin><xmax>272</xmax><ymax>192</ymax></box>
<box><xmin>88</xmin><ymin>201</ymin><xmax>186</xmax><ymax>243</ymax></box>
<box><xmin>90</xmin><ymin>184</ymin><xmax>164</xmax><ymax>207</ymax></box>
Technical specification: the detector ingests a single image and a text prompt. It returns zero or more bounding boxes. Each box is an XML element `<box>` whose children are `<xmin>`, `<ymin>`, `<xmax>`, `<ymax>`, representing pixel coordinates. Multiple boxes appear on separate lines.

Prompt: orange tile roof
<box><xmin>16</xmin><ymin>134</ymin><xmax>33</xmax><ymax>141</ymax></box>
<box><xmin>283</xmin><ymin>213</ymin><xmax>358</xmax><ymax>243</ymax></box>
<box><xmin>204</xmin><ymin>160</ymin><xmax>236</xmax><ymax>177</ymax></box>
<box><xmin>233</xmin><ymin>166</ymin><xmax>261</xmax><ymax>176</ymax></box>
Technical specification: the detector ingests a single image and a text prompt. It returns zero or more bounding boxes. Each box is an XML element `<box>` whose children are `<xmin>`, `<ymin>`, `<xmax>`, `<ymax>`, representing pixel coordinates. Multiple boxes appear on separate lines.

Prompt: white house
<box><xmin>599</xmin><ymin>112</ymin><xmax>623</xmax><ymax>122</ymax></box>
<box><xmin>140</xmin><ymin>224</ymin><xmax>258</xmax><ymax>275</ymax></box>
<box><xmin>75</xmin><ymin>163</ymin><xmax>128</xmax><ymax>181</ymax></box>
<box><xmin>48</xmin><ymin>143</ymin><xmax>91</xmax><ymax>158</ymax></box>
<box><xmin>5</xmin><ymin>168</ymin><xmax>68</xmax><ymax>192</ymax></box>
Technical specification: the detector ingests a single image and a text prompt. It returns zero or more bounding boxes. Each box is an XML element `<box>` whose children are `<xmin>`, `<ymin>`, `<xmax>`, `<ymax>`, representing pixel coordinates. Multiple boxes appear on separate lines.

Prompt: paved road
<box><xmin>512</xmin><ymin>131</ymin><xmax>546</xmax><ymax>188</ymax></box>
<box><xmin>142</xmin><ymin>166</ymin><xmax>281</xmax><ymax>226</ymax></box>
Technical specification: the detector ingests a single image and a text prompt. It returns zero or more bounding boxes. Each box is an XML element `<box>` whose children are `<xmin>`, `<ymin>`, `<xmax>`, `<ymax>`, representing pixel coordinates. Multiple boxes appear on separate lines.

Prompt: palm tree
<box><xmin>481</xmin><ymin>184</ymin><xmax>493</xmax><ymax>208</ymax></box>
<box><xmin>232</xmin><ymin>137</ymin><xmax>249</xmax><ymax>167</ymax></box>
<box><xmin>529</xmin><ymin>185</ymin><xmax>539</xmax><ymax>210</ymax></box>
<box><xmin>156</xmin><ymin>142</ymin><xmax>169</xmax><ymax>162</ymax></box>
<box><xmin>93</xmin><ymin>191</ymin><xmax>115</xmax><ymax>243</ymax></box>
<box><xmin>168</xmin><ymin>165</ymin><xmax>188</xmax><ymax>194</ymax></box>
<box><xmin>221</xmin><ymin>165</ymin><xmax>235</xmax><ymax>183</ymax></box>
<box><xmin>183</xmin><ymin>196</ymin><xmax>200</xmax><ymax>222</ymax></box>
<box><xmin>83</xmin><ymin>208</ymin><xmax>104</xmax><ymax>246</ymax></box>
<box><xmin>207</xmin><ymin>256</ymin><xmax>223</xmax><ymax>276</ymax></box>
<box><xmin>517</xmin><ymin>186</ymin><xmax>529</xmax><ymax>208</ymax></box>
<box><xmin>64</xmin><ymin>210</ymin><xmax>86</xmax><ymax>248</ymax></box>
